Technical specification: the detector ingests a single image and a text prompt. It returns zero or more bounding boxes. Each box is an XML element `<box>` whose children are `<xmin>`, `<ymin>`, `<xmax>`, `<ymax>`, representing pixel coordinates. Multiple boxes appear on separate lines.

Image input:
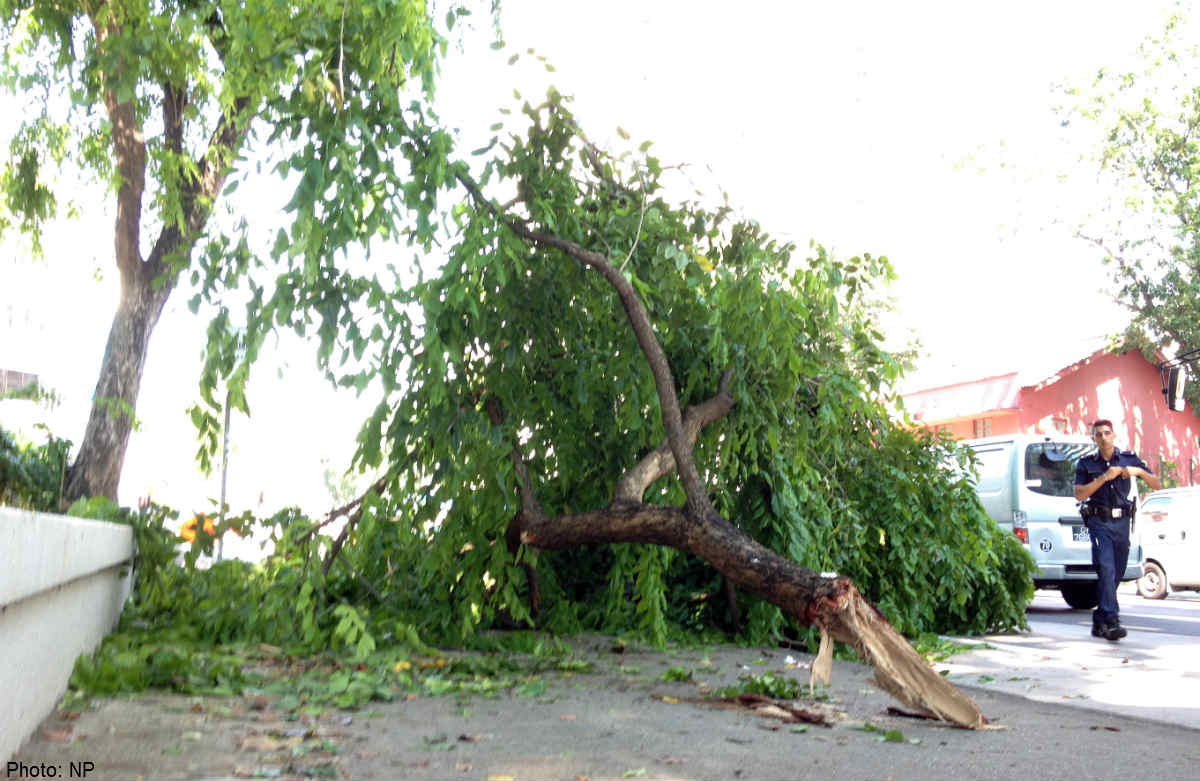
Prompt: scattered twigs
<box><xmin>298</xmin><ymin>475</ymin><xmax>388</xmax><ymax>543</ymax></box>
<box><xmin>679</xmin><ymin>693</ymin><xmax>834</xmax><ymax>726</ymax></box>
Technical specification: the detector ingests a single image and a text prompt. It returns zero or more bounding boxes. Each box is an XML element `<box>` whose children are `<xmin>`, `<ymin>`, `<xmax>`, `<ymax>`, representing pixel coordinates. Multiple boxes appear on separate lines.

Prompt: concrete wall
<box><xmin>0</xmin><ymin>507</ymin><xmax>133</xmax><ymax>762</ymax></box>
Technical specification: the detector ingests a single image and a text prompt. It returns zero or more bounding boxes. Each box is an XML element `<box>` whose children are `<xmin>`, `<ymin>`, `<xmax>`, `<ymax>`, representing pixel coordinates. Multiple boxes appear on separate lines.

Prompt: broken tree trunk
<box><xmin>513</xmin><ymin>498</ymin><xmax>985</xmax><ymax>728</ymax></box>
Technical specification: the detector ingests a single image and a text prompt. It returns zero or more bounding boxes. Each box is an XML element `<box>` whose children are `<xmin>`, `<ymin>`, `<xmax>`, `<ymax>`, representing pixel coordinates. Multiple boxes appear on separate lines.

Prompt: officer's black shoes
<box><xmin>1091</xmin><ymin>619</ymin><xmax>1127</xmax><ymax>641</ymax></box>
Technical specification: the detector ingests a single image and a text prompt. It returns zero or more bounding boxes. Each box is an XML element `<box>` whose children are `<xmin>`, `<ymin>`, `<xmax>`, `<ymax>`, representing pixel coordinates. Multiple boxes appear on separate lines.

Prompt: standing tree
<box><xmin>0</xmin><ymin>0</ymin><xmax>449</xmax><ymax>500</ymax></box>
<box><xmin>1062</xmin><ymin>9</ymin><xmax>1200</xmax><ymax>402</ymax></box>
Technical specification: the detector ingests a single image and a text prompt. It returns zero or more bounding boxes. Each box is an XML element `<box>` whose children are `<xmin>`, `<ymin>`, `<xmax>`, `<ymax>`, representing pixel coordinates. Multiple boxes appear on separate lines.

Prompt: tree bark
<box><xmin>63</xmin><ymin>266</ymin><xmax>174</xmax><ymax>502</ymax></box>
<box><xmin>62</xmin><ymin>13</ymin><xmax>250</xmax><ymax>502</ymax></box>
<box><xmin>517</xmin><ymin>499</ymin><xmax>985</xmax><ymax>727</ymax></box>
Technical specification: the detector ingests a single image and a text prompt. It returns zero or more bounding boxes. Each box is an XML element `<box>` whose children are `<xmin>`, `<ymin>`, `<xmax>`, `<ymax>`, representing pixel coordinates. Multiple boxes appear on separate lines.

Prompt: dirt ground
<box><xmin>11</xmin><ymin>636</ymin><xmax>1199</xmax><ymax>781</ymax></box>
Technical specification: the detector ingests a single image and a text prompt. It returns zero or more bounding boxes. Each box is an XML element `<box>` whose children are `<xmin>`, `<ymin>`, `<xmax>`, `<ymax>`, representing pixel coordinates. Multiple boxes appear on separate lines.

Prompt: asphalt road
<box><xmin>1028</xmin><ymin>586</ymin><xmax>1200</xmax><ymax>638</ymax></box>
<box><xmin>938</xmin><ymin>585</ymin><xmax>1200</xmax><ymax>730</ymax></box>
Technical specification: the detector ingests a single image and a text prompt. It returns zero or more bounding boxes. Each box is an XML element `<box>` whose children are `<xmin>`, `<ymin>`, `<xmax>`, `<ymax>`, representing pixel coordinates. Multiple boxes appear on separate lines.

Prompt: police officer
<box><xmin>1074</xmin><ymin>419</ymin><xmax>1161</xmax><ymax>641</ymax></box>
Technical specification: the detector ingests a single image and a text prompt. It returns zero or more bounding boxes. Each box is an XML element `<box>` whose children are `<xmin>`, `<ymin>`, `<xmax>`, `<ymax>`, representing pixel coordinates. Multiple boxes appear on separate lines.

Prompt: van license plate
<box><xmin>1072</xmin><ymin>526</ymin><xmax>1090</xmax><ymax>543</ymax></box>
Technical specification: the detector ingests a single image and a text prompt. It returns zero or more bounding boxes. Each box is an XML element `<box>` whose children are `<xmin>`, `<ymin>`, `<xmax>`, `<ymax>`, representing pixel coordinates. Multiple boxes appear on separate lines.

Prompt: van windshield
<box><xmin>1024</xmin><ymin>442</ymin><xmax>1093</xmax><ymax>497</ymax></box>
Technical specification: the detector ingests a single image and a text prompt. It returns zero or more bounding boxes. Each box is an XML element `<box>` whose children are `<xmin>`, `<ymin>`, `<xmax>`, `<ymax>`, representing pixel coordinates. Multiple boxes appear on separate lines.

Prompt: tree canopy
<box><xmin>1062</xmin><ymin>10</ymin><xmax>1200</xmax><ymax>403</ymax></box>
<box><xmin>0</xmin><ymin>0</ymin><xmax>453</xmax><ymax>499</ymax></box>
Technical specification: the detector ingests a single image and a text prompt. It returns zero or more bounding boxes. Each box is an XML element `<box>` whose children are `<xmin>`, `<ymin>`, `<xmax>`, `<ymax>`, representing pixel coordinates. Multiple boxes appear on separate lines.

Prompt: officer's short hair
<box><xmin>1091</xmin><ymin>418</ymin><xmax>1114</xmax><ymax>433</ymax></box>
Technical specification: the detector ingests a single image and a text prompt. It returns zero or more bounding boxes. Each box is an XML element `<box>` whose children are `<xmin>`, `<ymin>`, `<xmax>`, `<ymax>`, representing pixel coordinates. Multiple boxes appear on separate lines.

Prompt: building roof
<box><xmin>898</xmin><ymin>333</ymin><xmax>1116</xmax><ymax>396</ymax></box>
<box><xmin>902</xmin><ymin>371</ymin><xmax>1022</xmax><ymax>422</ymax></box>
<box><xmin>1023</xmin><ymin>344</ymin><xmax>1165</xmax><ymax>393</ymax></box>
<box><xmin>899</xmin><ymin>342</ymin><xmax>1171</xmax><ymax>426</ymax></box>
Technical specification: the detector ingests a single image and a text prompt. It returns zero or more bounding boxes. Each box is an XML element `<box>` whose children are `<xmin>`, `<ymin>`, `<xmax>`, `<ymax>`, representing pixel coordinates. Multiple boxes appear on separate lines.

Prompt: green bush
<box><xmin>0</xmin><ymin>425</ymin><xmax>70</xmax><ymax>511</ymax></box>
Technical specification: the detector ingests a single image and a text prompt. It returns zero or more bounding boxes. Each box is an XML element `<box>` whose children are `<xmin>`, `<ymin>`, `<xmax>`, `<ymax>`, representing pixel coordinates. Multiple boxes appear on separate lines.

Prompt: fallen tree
<box><xmin>458</xmin><ymin>155</ymin><xmax>984</xmax><ymax>728</ymax></box>
<box><xmin>197</xmin><ymin>92</ymin><xmax>1031</xmax><ymax>728</ymax></box>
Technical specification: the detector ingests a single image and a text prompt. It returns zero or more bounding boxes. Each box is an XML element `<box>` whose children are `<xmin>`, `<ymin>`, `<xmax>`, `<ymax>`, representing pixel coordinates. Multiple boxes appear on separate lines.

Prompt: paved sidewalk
<box><xmin>937</xmin><ymin>590</ymin><xmax>1200</xmax><ymax>730</ymax></box>
<box><xmin>13</xmin><ymin>634</ymin><xmax>1200</xmax><ymax>781</ymax></box>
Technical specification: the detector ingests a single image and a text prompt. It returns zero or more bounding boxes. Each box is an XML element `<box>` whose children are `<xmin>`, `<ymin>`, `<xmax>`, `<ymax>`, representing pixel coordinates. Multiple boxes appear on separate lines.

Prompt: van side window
<box><xmin>974</xmin><ymin>448</ymin><xmax>1009</xmax><ymax>493</ymax></box>
<box><xmin>1024</xmin><ymin>443</ymin><xmax>1092</xmax><ymax>498</ymax></box>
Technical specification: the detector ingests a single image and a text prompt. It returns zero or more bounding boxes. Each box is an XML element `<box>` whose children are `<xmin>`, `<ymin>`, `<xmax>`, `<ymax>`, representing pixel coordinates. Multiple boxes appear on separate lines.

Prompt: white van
<box><xmin>964</xmin><ymin>434</ymin><xmax>1143</xmax><ymax>610</ymax></box>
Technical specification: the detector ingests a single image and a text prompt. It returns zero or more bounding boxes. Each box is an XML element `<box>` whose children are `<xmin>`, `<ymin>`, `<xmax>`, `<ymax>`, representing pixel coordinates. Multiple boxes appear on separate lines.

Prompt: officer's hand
<box><xmin>1103</xmin><ymin>466</ymin><xmax>1125</xmax><ymax>481</ymax></box>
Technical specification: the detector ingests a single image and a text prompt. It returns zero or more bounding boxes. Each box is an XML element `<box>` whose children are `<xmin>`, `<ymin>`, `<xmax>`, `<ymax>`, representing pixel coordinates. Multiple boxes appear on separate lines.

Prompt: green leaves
<box><xmin>1062</xmin><ymin>14</ymin><xmax>1200</xmax><ymax>409</ymax></box>
<box><xmin>660</xmin><ymin>666</ymin><xmax>694</xmax><ymax>682</ymax></box>
<box><xmin>283</xmin><ymin>91</ymin><xmax>1034</xmax><ymax>647</ymax></box>
<box><xmin>332</xmin><ymin>604</ymin><xmax>377</xmax><ymax>661</ymax></box>
<box><xmin>0</xmin><ymin>425</ymin><xmax>71</xmax><ymax>511</ymax></box>
<box><xmin>711</xmin><ymin>672</ymin><xmax>803</xmax><ymax>700</ymax></box>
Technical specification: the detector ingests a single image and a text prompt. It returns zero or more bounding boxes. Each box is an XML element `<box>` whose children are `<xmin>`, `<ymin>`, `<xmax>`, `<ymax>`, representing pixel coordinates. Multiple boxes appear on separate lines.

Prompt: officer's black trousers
<box><xmin>1087</xmin><ymin>518</ymin><xmax>1130</xmax><ymax>625</ymax></box>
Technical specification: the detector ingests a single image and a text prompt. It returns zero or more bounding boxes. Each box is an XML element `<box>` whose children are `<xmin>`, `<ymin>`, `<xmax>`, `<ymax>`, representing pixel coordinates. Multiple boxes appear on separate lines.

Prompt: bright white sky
<box><xmin>0</xmin><ymin>0</ymin><xmax>1189</xmax><ymax>534</ymax></box>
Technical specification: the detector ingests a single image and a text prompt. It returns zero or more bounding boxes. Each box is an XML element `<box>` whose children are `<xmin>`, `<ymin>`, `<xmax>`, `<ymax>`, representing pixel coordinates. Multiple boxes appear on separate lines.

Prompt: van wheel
<box><xmin>1137</xmin><ymin>562</ymin><xmax>1168</xmax><ymax>600</ymax></box>
<box><xmin>1060</xmin><ymin>583</ymin><xmax>1099</xmax><ymax>610</ymax></box>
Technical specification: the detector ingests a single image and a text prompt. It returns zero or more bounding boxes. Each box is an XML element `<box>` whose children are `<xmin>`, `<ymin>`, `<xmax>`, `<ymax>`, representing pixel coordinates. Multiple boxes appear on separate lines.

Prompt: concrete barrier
<box><xmin>0</xmin><ymin>507</ymin><xmax>133</xmax><ymax>762</ymax></box>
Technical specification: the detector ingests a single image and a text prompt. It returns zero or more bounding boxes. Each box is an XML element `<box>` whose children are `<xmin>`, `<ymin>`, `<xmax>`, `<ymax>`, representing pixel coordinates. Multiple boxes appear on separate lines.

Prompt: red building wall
<box><xmin>1017</xmin><ymin>350</ymin><xmax>1200</xmax><ymax>486</ymax></box>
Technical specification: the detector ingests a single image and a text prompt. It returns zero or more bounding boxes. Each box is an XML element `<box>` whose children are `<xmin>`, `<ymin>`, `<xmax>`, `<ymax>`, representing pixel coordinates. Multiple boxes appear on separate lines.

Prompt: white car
<box><xmin>1137</xmin><ymin>486</ymin><xmax>1200</xmax><ymax>599</ymax></box>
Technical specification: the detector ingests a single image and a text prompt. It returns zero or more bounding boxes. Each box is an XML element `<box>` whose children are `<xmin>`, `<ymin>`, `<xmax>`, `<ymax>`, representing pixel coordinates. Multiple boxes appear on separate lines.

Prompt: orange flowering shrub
<box><xmin>179</xmin><ymin>514</ymin><xmax>216</xmax><ymax>543</ymax></box>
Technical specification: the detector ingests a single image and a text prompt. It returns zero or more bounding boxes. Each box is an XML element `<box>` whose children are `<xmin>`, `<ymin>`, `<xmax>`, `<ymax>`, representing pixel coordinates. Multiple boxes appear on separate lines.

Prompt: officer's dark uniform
<box><xmin>1073</xmin><ymin>448</ymin><xmax>1150</xmax><ymax>636</ymax></box>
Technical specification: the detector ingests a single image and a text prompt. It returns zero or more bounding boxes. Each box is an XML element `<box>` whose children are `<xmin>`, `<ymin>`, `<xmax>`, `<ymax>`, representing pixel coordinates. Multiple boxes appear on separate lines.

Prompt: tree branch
<box><xmin>295</xmin><ymin>474</ymin><xmax>389</xmax><ymax>552</ymax></box>
<box><xmin>89</xmin><ymin>12</ymin><xmax>146</xmax><ymax>283</ymax></box>
<box><xmin>516</xmin><ymin>498</ymin><xmax>984</xmax><ymax>727</ymax></box>
<box><xmin>483</xmin><ymin>395</ymin><xmax>547</xmax><ymax>526</ymax></box>
<box><xmin>403</xmin><ymin>118</ymin><xmax>986</xmax><ymax>728</ymax></box>
<box><xmin>162</xmin><ymin>82</ymin><xmax>186</xmax><ymax>157</ymax></box>
<box><xmin>614</xmin><ymin>369</ymin><xmax>734</xmax><ymax>502</ymax></box>
<box><xmin>185</xmin><ymin>96</ymin><xmax>253</xmax><ymax>236</ymax></box>
<box><xmin>141</xmin><ymin>94</ymin><xmax>253</xmax><ymax>293</ymax></box>
<box><xmin>449</xmin><ymin>164</ymin><xmax>714</xmax><ymax>520</ymax></box>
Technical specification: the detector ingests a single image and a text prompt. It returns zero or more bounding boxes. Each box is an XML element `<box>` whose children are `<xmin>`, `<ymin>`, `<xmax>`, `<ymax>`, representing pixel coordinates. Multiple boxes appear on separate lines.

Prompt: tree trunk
<box><xmin>63</xmin><ymin>266</ymin><xmax>172</xmax><ymax>503</ymax></box>
<box><xmin>60</xmin><ymin>27</ymin><xmax>248</xmax><ymax>503</ymax></box>
<box><xmin>517</xmin><ymin>502</ymin><xmax>986</xmax><ymax>728</ymax></box>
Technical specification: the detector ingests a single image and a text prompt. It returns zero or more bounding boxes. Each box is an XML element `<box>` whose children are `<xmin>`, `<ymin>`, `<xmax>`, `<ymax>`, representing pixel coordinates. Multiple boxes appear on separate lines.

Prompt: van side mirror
<box><xmin>1166</xmin><ymin>365</ymin><xmax>1187</xmax><ymax>411</ymax></box>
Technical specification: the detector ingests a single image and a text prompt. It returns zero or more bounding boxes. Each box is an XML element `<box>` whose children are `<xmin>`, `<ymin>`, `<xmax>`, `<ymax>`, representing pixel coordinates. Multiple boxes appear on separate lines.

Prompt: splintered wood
<box><xmin>815</xmin><ymin>584</ymin><xmax>987</xmax><ymax>729</ymax></box>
